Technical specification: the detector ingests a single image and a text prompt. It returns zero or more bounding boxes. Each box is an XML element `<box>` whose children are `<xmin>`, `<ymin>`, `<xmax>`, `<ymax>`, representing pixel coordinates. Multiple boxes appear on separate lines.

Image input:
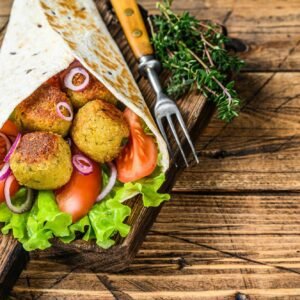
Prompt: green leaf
<box><xmin>152</xmin><ymin>0</ymin><xmax>243</xmax><ymax>122</ymax></box>
<box><xmin>23</xmin><ymin>229</ymin><xmax>53</xmax><ymax>251</ymax></box>
<box><xmin>60</xmin><ymin>216</ymin><xmax>94</xmax><ymax>243</ymax></box>
<box><xmin>89</xmin><ymin>199</ymin><xmax>131</xmax><ymax>249</ymax></box>
<box><xmin>0</xmin><ymin>167</ymin><xmax>169</xmax><ymax>251</ymax></box>
<box><xmin>0</xmin><ymin>191</ymin><xmax>74</xmax><ymax>251</ymax></box>
<box><xmin>111</xmin><ymin>170</ymin><xmax>170</xmax><ymax>207</ymax></box>
<box><xmin>87</xmin><ymin>167</ymin><xmax>169</xmax><ymax>248</ymax></box>
<box><xmin>0</xmin><ymin>203</ymin><xmax>12</xmax><ymax>223</ymax></box>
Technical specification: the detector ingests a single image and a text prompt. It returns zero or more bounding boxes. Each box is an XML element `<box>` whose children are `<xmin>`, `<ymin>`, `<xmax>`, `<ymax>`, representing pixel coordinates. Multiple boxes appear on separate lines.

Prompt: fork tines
<box><xmin>156</xmin><ymin>109</ymin><xmax>199</xmax><ymax>167</ymax></box>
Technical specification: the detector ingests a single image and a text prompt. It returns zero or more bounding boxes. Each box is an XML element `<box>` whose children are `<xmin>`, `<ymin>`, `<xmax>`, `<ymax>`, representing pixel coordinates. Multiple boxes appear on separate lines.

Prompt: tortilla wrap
<box><xmin>0</xmin><ymin>0</ymin><xmax>169</xmax><ymax>173</ymax></box>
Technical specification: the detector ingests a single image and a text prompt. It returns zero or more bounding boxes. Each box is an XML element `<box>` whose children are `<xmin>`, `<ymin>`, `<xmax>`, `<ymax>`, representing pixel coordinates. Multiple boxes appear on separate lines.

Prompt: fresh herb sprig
<box><xmin>150</xmin><ymin>0</ymin><xmax>244</xmax><ymax>122</ymax></box>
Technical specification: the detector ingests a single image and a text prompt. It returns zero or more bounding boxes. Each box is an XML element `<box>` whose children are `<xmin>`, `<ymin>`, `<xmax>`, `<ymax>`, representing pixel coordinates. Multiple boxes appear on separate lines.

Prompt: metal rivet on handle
<box><xmin>132</xmin><ymin>29</ymin><xmax>143</xmax><ymax>38</ymax></box>
<box><xmin>124</xmin><ymin>8</ymin><xmax>134</xmax><ymax>16</ymax></box>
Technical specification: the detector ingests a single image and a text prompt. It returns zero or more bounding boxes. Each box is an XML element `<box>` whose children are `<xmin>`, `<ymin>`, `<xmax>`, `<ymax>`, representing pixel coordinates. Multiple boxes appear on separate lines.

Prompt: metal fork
<box><xmin>139</xmin><ymin>56</ymin><xmax>199</xmax><ymax>167</ymax></box>
<box><xmin>110</xmin><ymin>0</ymin><xmax>199</xmax><ymax>167</ymax></box>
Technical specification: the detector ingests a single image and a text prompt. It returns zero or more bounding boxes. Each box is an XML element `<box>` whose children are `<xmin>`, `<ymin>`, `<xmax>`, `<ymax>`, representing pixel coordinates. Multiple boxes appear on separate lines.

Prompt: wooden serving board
<box><xmin>0</xmin><ymin>0</ymin><xmax>213</xmax><ymax>297</ymax></box>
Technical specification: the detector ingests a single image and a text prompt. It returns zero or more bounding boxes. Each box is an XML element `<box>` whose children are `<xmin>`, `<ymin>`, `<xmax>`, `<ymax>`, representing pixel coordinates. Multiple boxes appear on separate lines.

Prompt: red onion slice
<box><xmin>0</xmin><ymin>132</ymin><xmax>11</xmax><ymax>154</ymax></box>
<box><xmin>56</xmin><ymin>102</ymin><xmax>73</xmax><ymax>122</ymax></box>
<box><xmin>97</xmin><ymin>162</ymin><xmax>117</xmax><ymax>202</ymax></box>
<box><xmin>72</xmin><ymin>154</ymin><xmax>93</xmax><ymax>175</ymax></box>
<box><xmin>0</xmin><ymin>162</ymin><xmax>11</xmax><ymax>181</ymax></box>
<box><xmin>4</xmin><ymin>133</ymin><xmax>21</xmax><ymax>163</ymax></box>
<box><xmin>64</xmin><ymin>67</ymin><xmax>90</xmax><ymax>92</ymax></box>
<box><xmin>5</xmin><ymin>175</ymin><xmax>33</xmax><ymax>214</ymax></box>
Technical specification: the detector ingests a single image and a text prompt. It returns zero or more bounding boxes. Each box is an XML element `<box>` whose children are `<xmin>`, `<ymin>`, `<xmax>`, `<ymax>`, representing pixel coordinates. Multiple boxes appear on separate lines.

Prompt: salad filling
<box><xmin>0</xmin><ymin>61</ymin><xmax>170</xmax><ymax>251</ymax></box>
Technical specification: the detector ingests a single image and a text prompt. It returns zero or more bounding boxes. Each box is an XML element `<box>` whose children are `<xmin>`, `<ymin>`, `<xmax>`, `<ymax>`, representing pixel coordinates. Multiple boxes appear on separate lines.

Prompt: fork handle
<box><xmin>110</xmin><ymin>0</ymin><xmax>154</xmax><ymax>59</ymax></box>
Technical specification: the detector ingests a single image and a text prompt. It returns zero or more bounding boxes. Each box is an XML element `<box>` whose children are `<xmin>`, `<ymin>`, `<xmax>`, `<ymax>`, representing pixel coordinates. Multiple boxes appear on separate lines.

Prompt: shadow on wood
<box><xmin>0</xmin><ymin>236</ymin><xmax>28</xmax><ymax>297</ymax></box>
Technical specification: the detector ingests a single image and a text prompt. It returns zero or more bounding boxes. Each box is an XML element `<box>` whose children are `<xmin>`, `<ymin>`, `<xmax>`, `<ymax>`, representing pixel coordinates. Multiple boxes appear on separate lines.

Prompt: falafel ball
<box><xmin>66</xmin><ymin>74</ymin><xmax>117</xmax><ymax>109</ymax></box>
<box><xmin>71</xmin><ymin>100</ymin><xmax>129</xmax><ymax>163</ymax></box>
<box><xmin>12</xmin><ymin>84</ymin><xmax>73</xmax><ymax>136</ymax></box>
<box><xmin>10</xmin><ymin>132</ymin><xmax>73</xmax><ymax>190</ymax></box>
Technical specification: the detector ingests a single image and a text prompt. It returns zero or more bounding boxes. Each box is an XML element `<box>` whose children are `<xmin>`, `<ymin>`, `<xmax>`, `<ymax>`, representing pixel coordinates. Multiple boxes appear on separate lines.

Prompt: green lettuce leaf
<box><xmin>86</xmin><ymin>169</ymin><xmax>170</xmax><ymax>248</ymax></box>
<box><xmin>0</xmin><ymin>191</ymin><xmax>74</xmax><ymax>251</ymax></box>
<box><xmin>112</xmin><ymin>171</ymin><xmax>170</xmax><ymax>207</ymax></box>
<box><xmin>89</xmin><ymin>199</ymin><xmax>131</xmax><ymax>249</ymax></box>
<box><xmin>60</xmin><ymin>215</ymin><xmax>94</xmax><ymax>243</ymax></box>
<box><xmin>0</xmin><ymin>167</ymin><xmax>169</xmax><ymax>251</ymax></box>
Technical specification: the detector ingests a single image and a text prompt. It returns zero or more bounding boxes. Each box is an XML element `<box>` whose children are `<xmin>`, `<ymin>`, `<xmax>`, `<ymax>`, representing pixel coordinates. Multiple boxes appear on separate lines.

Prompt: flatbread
<box><xmin>0</xmin><ymin>0</ymin><xmax>169</xmax><ymax>172</ymax></box>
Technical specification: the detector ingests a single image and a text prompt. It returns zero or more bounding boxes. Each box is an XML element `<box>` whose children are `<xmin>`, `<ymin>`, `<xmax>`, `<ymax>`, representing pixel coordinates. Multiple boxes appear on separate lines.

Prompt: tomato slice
<box><xmin>0</xmin><ymin>175</ymin><xmax>20</xmax><ymax>203</ymax></box>
<box><xmin>0</xmin><ymin>138</ymin><xmax>7</xmax><ymax>162</ymax></box>
<box><xmin>116</xmin><ymin>109</ymin><xmax>158</xmax><ymax>183</ymax></box>
<box><xmin>1</xmin><ymin>120</ymin><xmax>19</xmax><ymax>137</ymax></box>
<box><xmin>0</xmin><ymin>120</ymin><xmax>19</xmax><ymax>161</ymax></box>
<box><xmin>0</xmin><ymin>121</ymin><xmax>20</xmax><ymax>203</ymax></box>
<box><xmin>56</xmin><ymin>159</ymin><xmax>102</xmax><ymax>222</ymax></box>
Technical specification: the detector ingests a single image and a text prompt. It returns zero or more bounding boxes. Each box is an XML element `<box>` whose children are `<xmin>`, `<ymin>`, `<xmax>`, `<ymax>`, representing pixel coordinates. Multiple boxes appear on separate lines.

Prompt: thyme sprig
<box><xmin>150</xmin><ymin>0</ymin><xmax>244</xmax><ymax>122</ymax></box>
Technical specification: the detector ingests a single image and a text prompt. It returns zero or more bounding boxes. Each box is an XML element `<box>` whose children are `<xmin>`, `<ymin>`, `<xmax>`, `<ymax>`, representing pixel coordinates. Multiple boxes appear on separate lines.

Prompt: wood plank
<box><xmin>233</xmin><ymin>32</ymin><xmax>300</xmax><ymax>71</ymax></box>
<box><xmin>141</xmin><ymin>0</ymin><xmax>300</xmax><ymax>71</ymax></box>
<box><xmin>9</xmin><ymin>289</ymin><xmax>300</xmax><ymax>300</ymax></box>
<box><xmin>0</xmin><ymin>236</ymin><xmax>27</xmax><ymax>297</ymax></box>
<box><xmin>2</xmin><ymin>0</ymin><xmax>300</xmax><ymax>298</ymax></box>
<box><xmin>141</xmin><ymin>0</ymin><xmax>300</xmax><ymax>14</ymax></box>
<box><xmin>131</xmin><ymin>0</ymin><xmax>300</xmax><ymax>72</ymax></box>
<box><xmin>175</xmin><ymin>72</ymin><xmax>300</xmax><ymax>192</ymax></box>
<box><xmin>0</xmin><ymin>16</ymin><xmax>8</xmax><ymax>29</ymax></box>
<box><xmin>1</xmin><ymin>1</ymin><xmax>300</xmax><ymax>72</ymax></box>
<box><xmin>11</xmin><ymin>193</ymin><xmax>300</xmax><ymax>299</ymax></box>
<box><xmin>222</xmin><ymin>0</ymin><xmax>300</xmax><ymax>71</ymax></box>
<box><xmin>0</xmin><ymin>0</ymin><xmax>12</xmax><ymax>16</ymax></box>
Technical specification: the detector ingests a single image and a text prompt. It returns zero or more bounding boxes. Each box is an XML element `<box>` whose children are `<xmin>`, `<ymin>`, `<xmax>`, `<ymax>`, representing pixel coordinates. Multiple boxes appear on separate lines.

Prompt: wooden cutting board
<box><xmin>0</xmin><ymin>0</ymin><xmax>213</xmax><ymax>297</ymax></box>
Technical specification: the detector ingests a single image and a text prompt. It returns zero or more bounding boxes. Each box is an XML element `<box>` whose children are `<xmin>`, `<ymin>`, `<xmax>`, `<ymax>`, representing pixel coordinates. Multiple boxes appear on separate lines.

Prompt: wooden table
<box><xmin>2</xmin><ymin>0</ymin><xmax>300</xmax><ymax>298</ymax></box>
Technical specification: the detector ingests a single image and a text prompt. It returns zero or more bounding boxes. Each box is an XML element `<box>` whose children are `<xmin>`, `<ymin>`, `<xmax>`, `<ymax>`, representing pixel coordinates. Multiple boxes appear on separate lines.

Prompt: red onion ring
<box><xmin>72</xmin><ymin>154</ymin><xmax>93</xmax><ymax>175</ymax></box>
<box><xmin>5</xmin><ymin>175</ymin><xmax>33</xmax><ymax>214</ymax></box>
<box><xmin>97</xmin><ymin>162</ymin><xmax>117</xmax><ymax>202</ymax></box>
<box><xmin>4</xmin><ymin>133</ymin><xmax>21</xmax><ymax>163</ymax></box>
<box><xmin>0</xmin><ymin>132</ymin><xmax>11</xmax><ymax>154</ymax></box>
<box><xmin>56</xmin><ymin>102</ymin><xmax>73</xmax><ymax>122</ymax></box>
<box><xmin>0</xmin><ymin>162</ymin><xmax>11</xmax><ymax>181</ymax></box>
<box><xmin>64</xmin><ymin>67</ymin><xmax>90</xmax><ymax>92</ymax></box>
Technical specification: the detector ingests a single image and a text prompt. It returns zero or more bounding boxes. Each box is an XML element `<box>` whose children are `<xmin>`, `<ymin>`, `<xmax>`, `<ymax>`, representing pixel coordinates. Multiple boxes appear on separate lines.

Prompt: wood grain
<box><xmin>11</xmin><ymin>193</ymin><xmax>300</xmax><ymax>299</ymax></box>
<box><xmin>0</xmin><ymin>236</ymin><xmax>27</xmax><ymax>297</ymax></box>
<box><xmin>175</xmin><ymin>72</ymin><xmax>300</xmax><ymax>192</ymax></box>
<box><xmin>0</xmin><ymin>0</ymin><xmax>12</xmax><ymax>16</ymax></box>
<box><xmin>1</xmin><ymin>1</ymin><xmax>300</xmax><ymax>71</ymax></box>
<box><xmin>1</xmin><ymin>0</ymin><xmax>300</xmax><ymax>298</ymax></box>
<box><xmin>137</xmin><ymin>0</ymin><xmax>300</xmax><ymax>72</ymax></box>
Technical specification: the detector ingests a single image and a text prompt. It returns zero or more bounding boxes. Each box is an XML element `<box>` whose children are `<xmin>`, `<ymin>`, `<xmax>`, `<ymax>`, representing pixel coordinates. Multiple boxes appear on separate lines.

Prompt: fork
<box><xmin>111</xmin><ymin>0</ymin><xmax>199</xmax><ymax>167</ymax></box>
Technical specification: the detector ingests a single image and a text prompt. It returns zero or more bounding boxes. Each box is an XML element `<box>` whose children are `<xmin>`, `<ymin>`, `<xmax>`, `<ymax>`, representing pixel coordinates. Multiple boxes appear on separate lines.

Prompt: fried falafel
<box><xmin>10</xmin><ymin>132</ymin><xmax>73</xmax><ymax>190</ymax></box>
<box><xmin>12</xmin><ymin>84</ymin><xmax>73</xmax><ymax>136</ymax></box>
<box><xmin>71</xmin><ymin>100</ymin><xmax>129</xmax><ymax>163</ymax></box>
<box><xmin>66</xmin><ymin>74</ymin><xmax>117</xmax><ymax>109</ymax></box>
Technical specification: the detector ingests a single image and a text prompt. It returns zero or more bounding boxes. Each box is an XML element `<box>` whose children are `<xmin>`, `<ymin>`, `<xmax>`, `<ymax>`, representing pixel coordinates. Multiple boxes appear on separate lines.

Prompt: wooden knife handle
<box><xmin>110</xmin><ymin>0</ymin><xmax>154</xmax><ymax>59</ymax></box>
